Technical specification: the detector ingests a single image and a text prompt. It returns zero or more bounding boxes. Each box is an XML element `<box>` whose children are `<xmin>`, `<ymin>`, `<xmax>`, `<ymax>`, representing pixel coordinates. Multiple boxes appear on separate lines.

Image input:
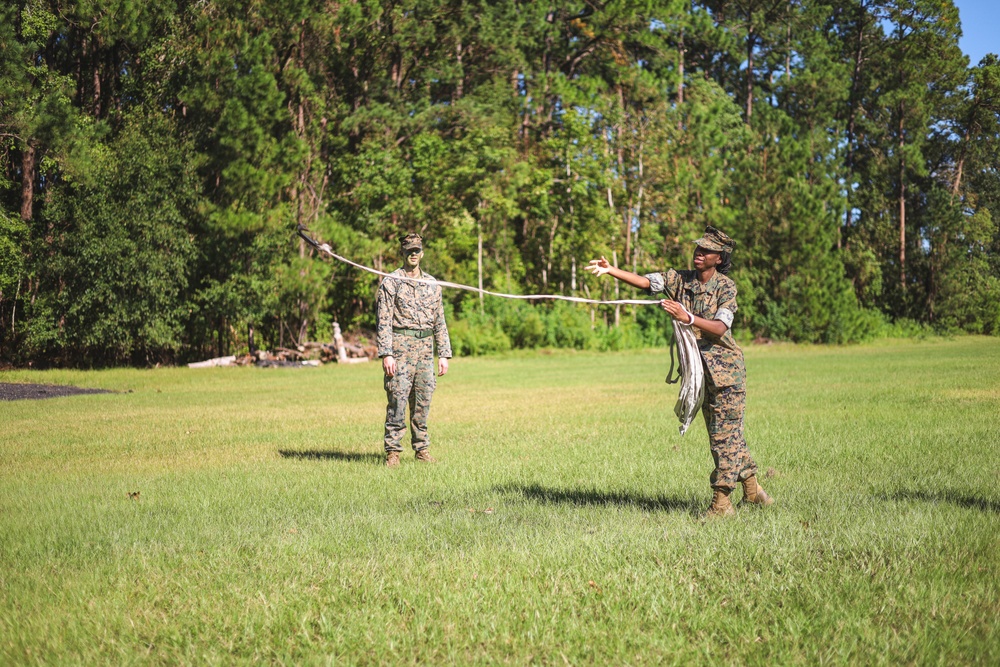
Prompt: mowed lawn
<box><xmin>2</xmin><ymin>338</ymin><xmax>999</xmax><ymax>665</ymax></box>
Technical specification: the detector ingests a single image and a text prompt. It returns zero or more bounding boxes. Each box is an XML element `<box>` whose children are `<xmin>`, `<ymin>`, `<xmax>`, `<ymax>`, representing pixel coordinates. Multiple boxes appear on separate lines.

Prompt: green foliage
<box><xmin>447</xmin><ymin>297</ymin><xmax>672</xmax><ymax>356</ymax></box>
<box><xmin>22</xmin><ymin>114</ymin><xmax>198</xmax><ymax>364</ymax></box>
<box><xmin>541</xmin><ymin>301</ymin><xmax>597</xmax><ymax>350</ymax></box>
<box><xmin>0</xmin><ymin>210</ymin><xmax>27</xmax><ymax>297</ymax></box>
<box><xmin>448</xmin><ymin>314</ymin><xmax>512</xmax><ymax>356</ymax></box>
<box><xmin>923</xmin><ymin>197</ymin><xmax>1000</xmax><ymax>334</ymax></box>
<box><xmin>1</xmin><ymin>0</ymin><xmax>997</xmax><ymax>365</ymax></box>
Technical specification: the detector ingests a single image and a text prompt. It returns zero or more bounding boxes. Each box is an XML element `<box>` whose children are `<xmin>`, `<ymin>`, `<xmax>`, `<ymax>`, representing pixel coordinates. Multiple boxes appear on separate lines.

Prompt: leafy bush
<box><xmin>543</xmin><ymin>301</ymin><xmax>597</xmax><ymax>350</ymax></box>
<box><xmin>448</xmin><ymin>298</ymin><xmax>680</xmax><ymax>356</ymax></box>
<box><xmin>596</xmin><ymin>319</ymin><xmax>645</xmax><ymax>351</ymax></box>
<box><xmin>448</xmin><ymin>313</ymin><xmax>511</xmax><ymax>356</ymax></box>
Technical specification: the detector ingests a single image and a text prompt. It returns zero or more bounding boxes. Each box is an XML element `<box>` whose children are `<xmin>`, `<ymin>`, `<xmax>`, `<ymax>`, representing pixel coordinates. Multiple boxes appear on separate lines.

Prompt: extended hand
<box><xmin>661</xmin><ymin>299</ymin><xmax>693</xmax><ymax>323</ymax></box>
<box><xmin>438</xmin><ymin>357</ymin><xmax>449</xmax><ymax>376</ymax></box>
<box><xmin>585</xmin><ymin>256</ymin><xmax>612</xmax><ymax>276</ymax></box>
<box><xmin>383</xmin><ymin>355</ymin><xmax>397</xmax><ymax>377</ymax></box>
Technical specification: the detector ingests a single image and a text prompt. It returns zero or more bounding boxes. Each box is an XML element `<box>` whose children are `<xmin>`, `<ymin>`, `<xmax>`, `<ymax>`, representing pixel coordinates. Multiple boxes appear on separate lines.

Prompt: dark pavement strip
<box><xmin>0</xmin><ymin>383</ymin><xmax>113</xmax><ymax>401</ymax></box>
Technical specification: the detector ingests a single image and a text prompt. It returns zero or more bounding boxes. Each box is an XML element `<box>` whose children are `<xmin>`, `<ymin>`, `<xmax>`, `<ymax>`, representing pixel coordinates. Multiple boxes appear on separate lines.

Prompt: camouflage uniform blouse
<box><xmin>376</xmin><ymin>269</ymin><xmax>453</xmax><ymax>359</ymax></box>
<box><xmin>644</xmin><ymin>269</ymin><xmax>745</xmax><ymax>388</ymax></box>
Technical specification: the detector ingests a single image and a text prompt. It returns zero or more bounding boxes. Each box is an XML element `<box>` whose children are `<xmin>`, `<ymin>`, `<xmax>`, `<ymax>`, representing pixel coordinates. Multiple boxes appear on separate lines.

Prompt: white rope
<box><xmin>302</xmin><ymin>229</ymin><xmax>705</xmax><ymax>434</ymax></box>
<box><xmin>312</xmin><ymin>241</ymin><xmax>660</xmax><ymax>306</ymax></box>
<box><xmin>672</xmin><ymin>318</ymin><xmax>705</xmax><ymax>436</ymax></box>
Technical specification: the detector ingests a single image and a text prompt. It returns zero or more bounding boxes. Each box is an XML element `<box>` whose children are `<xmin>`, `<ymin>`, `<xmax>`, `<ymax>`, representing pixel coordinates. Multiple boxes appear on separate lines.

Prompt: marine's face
<box><xmin>405</xmin><ymin>249</ymin><xmax>424</xmax><ymax>269</ymax></box>
<box><xmin>693</xmin><ymin>245</ymin><xmax>721</xmax><ymax>270</ymax></box>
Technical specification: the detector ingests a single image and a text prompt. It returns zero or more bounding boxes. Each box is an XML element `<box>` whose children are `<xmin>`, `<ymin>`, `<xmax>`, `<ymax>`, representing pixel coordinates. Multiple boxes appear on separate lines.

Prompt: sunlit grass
<box><xmin>2</xmin><ymin>338</ymin><xmax>999</xmax><ymax>664</ymax></box>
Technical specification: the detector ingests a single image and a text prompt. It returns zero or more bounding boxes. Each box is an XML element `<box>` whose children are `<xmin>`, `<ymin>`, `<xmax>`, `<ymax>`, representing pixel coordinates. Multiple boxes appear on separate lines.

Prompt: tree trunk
<box><xmin>785</xmin><ymin>22</ymin><xmax>791</xmax><ymax>85</ymax></box>
<box><xmin>634</xmin><ymin>137</ymin><xmax>644</xmax><ymax>272</ymax></box>
<box><xmin>745</xmin><ymin>29</ymin><xmax>755</xmax><ymax>122</ymax></box>
<box><xmin>546</xmin><ymin>215</ymin><xmax>558</xmax><ymax>288</ymax></box>
<box><xmin>616</xmin><ymin>85</ymin><xmax>629</xmax><ymax>262</ymax></box>
<box><xmin>951</xmin><ymin>126</ymin><xmax>971</xmax><ymax>197</ymax></box>
<box><xmin>843</xmin><ymin>2</ymin><xmax>869</xmax><ymax>247</ymax></box>
<box><xmin>454</xmin><ymin>39</ymin><xmax>464</xmax><ymax>101</ymax></box>
<box><xmin>898</xmin><ymin>116</ymin><xmax>906</xmax><ymax>291</ymax></box>
<box><xmin>20</xmin><ymin>143</ymin><xmax>35</xmax><ymax>221</ymax></box>
<box><xmin>677</xmin><ymin>28</ymin><xmax>685</xmax><ymax>106</ymax></box>
<box><xmin>477</xmin><ymin>220</ymin><xmax>484</xmax><ymax>314</ymax></box>
<box><xmin>11</xmin><ymin>278</ymin><xmax>20</xmax><ymax>336</ymax></box>
<box><xmin>612</xmin><ymin>250</ymin><xmax>620</xmax><ymax>327</ymax></box>
<box><xmin>93</xmin><ymin>62</ymin><xmax>102</xmax><ymax>117</ymax></box>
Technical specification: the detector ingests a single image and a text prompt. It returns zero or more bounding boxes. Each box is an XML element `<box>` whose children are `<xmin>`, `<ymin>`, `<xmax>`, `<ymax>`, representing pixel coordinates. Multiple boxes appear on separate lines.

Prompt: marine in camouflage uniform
<box><xmin>376</xmin><ymin>233</ymin><xmax>452</xmax><ymax>466</ymax></box>
<box><xmin>642</xmin><ymin>227</ymin><xmax>771</xmax><ymax>515</ymax></box>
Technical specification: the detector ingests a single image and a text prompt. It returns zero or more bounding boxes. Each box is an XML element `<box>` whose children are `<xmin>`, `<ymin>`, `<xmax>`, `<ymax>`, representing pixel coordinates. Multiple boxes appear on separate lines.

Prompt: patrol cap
<box><xmin>400</xmin><ymin>233</ymin><xmax>423</xmax><ymax>253</ymax></box>
<box><xmin>694</xmin><ymin>226</ymin><xmax>735</xmax><ymax>254</ymax></box>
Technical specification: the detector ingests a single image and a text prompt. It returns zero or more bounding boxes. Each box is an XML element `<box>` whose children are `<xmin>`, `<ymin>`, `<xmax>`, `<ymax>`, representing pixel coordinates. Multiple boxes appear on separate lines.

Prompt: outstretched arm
<box><xmin>584</xmin><ymin>256</ymin><xmax>651</xmax><ymax>290</ymax></box>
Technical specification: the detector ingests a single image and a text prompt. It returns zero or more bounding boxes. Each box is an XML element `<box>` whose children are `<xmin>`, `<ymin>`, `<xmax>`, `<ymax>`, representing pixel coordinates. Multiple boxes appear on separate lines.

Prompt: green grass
<box><xmin>2</xmin><ymin>338</ymin><xmax>999</xmax><ymax>665</ymax></box>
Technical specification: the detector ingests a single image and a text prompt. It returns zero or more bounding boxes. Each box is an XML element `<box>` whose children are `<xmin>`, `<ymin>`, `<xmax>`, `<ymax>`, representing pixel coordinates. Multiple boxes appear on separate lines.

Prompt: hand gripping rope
<box><xmin>297</xmin><ymin>226</ymin><xmax>704</xmax><ymax>434</ymax></box>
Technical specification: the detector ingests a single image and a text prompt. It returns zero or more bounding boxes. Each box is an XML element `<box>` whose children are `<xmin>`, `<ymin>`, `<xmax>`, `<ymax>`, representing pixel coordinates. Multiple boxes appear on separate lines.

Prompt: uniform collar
<box><xmin>685</xmin><ymin>271</ymin><xmax>719</xmax><ymax>292</ymax></box>
<box><xmin>397</xmin><ymin>267</ymin><xmax>424</xmax><ymax>279</ymax></box>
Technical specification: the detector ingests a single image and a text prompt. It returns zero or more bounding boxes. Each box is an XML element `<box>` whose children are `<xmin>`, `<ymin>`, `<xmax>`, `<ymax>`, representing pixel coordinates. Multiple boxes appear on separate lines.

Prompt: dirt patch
<box><xmin>0</xmin><ymin>383</ymin><xmax>112</xmax><ymax>401</ymax></box>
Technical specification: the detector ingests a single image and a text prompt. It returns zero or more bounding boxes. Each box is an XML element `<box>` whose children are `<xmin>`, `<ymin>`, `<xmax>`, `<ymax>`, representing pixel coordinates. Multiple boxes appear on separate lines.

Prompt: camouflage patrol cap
<box><xmin>400</xmin><ymin>233</ymin><xmax>423</xmax><ymax>252</ymax></box>
<box><xmin>694</xmin><ymin>226</ymin><xmax>735</xmax><ymax>254</ymax></box>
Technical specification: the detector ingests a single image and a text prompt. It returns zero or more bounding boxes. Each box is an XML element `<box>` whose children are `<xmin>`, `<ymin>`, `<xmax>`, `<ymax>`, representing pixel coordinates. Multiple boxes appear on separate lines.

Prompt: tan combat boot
<box><xmin>414</xmin><ymin>449</ymin><xmax>437</xmax><ymax>463</ymax></box>
<box><xmin>386</xmin><ymin>451</ymin><xmax>401</xmax><ymax>468</ymax></box>
<box><xmin>740</xmin><ymin>475</ymin><xmax>773</xmax><ymax>507</ymax></box>
<box><xmin>705</xmin><ymin>488</ymin><xmax>735</xmax><ymax>518</ymax></box>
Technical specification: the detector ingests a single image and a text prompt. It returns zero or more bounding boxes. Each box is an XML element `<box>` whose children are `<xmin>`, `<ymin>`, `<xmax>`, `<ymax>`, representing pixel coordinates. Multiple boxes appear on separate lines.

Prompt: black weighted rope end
<box><xmin>297</xmin><ymin>225</ymin><xmax>324</xmax><ymax>251</ymax></box>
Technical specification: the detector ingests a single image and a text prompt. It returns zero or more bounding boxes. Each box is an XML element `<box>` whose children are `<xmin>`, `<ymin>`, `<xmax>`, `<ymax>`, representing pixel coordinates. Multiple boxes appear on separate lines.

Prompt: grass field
<box><xmin>2</xmin><ymin>338</ymin><xmax>999</xmax><ymax>665</ymax></box>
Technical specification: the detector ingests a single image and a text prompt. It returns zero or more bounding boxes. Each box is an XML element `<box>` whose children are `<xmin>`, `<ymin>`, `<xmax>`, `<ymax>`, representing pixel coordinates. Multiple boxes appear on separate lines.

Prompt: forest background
<box><xmin>1</xmin><ymin>0</ymin><xmax>998</xmax><ymax>366</ymax></box>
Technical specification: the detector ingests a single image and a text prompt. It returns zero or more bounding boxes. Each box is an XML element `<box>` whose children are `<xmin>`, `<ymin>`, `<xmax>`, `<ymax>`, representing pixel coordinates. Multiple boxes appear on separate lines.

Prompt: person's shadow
<box><xmin>878</xmin><ymin>490</ymin><xmax>1000</xmax><ymax>514</ymax></box>
<box><xmin>495</xmin><ymin>483</ymin><xmax>703</xmax><ymax>515</ymax></box>
<box><xmin>279</xmin><ymin>449</ymin><xmax>384</xmax><ymax>465</ymax></box>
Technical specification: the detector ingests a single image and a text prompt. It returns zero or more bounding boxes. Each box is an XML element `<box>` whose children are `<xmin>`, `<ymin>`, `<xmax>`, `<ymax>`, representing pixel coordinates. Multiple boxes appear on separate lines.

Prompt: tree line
<box><xmin>2</xmin><ymin>0</ymin><xmax>998</xmax><ymax>366</ymax></box>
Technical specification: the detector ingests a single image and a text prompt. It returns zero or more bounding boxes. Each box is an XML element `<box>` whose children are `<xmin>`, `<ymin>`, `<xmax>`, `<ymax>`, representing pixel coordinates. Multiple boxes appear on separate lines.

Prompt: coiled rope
<box><xmin>668</xmin><ymin>319</ymin><xmax>705</xmax><ymax>436</ymax></box>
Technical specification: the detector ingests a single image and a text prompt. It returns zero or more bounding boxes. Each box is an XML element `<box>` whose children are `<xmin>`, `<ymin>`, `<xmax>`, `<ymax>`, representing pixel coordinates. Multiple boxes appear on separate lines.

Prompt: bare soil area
<box><xmin>0</xmin><ymin>383</ymin><xmax>112</xmax><ymax>401</ymax></box>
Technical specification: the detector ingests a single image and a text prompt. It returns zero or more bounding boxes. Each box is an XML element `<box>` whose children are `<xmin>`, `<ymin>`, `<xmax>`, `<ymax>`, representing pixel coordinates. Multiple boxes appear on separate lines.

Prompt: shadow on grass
<box><xmin>279</xmin><ymin>449</ymin><xmax>384</xmax><ymax>465</ymax></box>
<box><xmin>880</xmin><ymin>490</ymin><xmax>1000</xmax><ymax>514</ymax></box>
<box><xmin>496</xmin><ymin>483</ymin><xmax>702</xmax><ymax>515</ymax></box>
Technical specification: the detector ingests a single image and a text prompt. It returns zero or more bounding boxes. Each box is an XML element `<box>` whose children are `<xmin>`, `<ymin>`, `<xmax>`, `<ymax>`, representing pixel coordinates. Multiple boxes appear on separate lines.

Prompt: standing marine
<box><xmin>586</xmin><ymin>226</ymin><xmax>773</xmax><ymax>517</ymax></box>
<box><xmin>376</xmin><ymin>233</ymin><xmax>452</xmax><ymax>468</ymax></box>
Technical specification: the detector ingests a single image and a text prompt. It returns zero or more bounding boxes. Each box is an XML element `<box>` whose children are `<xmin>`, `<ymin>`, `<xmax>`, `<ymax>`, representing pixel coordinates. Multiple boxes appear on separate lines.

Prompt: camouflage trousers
<box><xmin>702</xmin><ymin>380</ymin><xmax>758</xmax><ymax>491</ymax></box>
<box><xmin>384</xmin><ymin>335</ymin><xmax>436</xmax><ymax>453</ymax></box>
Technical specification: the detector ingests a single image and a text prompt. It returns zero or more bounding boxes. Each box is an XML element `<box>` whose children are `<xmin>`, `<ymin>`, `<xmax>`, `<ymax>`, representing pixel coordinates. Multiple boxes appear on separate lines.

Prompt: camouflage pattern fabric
<box><xmin>702</xmin><ymin>379</ymin><xmax>758</xmax><ymax>491</ymax></box>
<box><xmin>376</xmin><ymin>268</ymin><xmax>452</xmax><ymax>359</ymax></box>
<box><xmin>645</xmin><ymin>264</ymin><xmax>760</xmax><ymax>490</ymax></box>
<box><xmin>383</xmin><ymin>335</ymin><xmax>436</xmax><ymax>452</ymax></box>
<box><xmin>693</xmin><ymin>226</ymin><xmax>736</xmax><ymax>253</ymax></box>
<box><xmin>644</xmin><ymin>268</ymin><xmax>745</xmax><ymax>388</ymax></box>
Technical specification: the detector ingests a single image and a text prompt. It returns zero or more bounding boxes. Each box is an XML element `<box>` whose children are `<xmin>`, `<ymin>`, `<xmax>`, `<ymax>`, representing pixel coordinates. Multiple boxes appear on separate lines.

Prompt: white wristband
<box><xmin>684</xmin><ymin>309</ymin><xmax>695</xmax><ymax>325</ymax></box>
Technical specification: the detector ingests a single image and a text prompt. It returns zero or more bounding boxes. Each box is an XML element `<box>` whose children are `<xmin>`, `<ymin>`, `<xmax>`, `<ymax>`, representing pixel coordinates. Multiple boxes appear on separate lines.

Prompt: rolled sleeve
<box><xmin>645</xmin><ymin>268</ymin><xmax>683</xmax><ymax>299</ymax></box>
<box><xmin>644</xmin><ymin>272</ymin><xmax>667</xmax><ymax>296</ymax></box>
<box><xmin>716</xmin><ymin>281</ymin><xmax>739</xmax><ymax>330</ymax></box>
